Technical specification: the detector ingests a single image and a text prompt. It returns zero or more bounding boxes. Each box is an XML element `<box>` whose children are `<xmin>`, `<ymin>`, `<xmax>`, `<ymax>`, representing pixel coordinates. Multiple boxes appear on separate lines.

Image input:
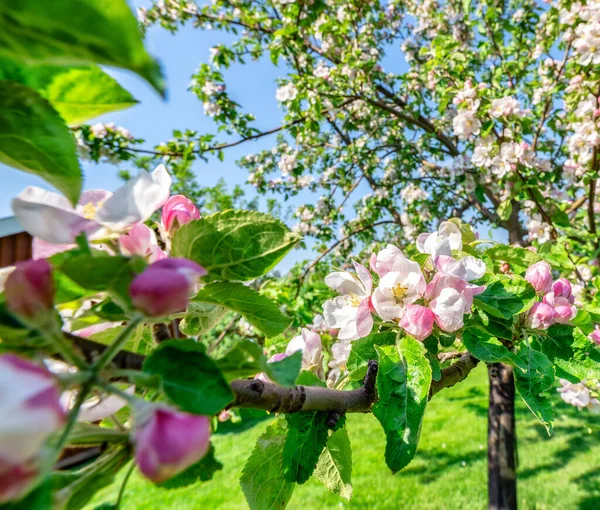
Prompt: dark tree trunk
<box><xmin>487</xmin><ymin>363</ymin><xmax>517</xmax><ymax>510</ymax></box>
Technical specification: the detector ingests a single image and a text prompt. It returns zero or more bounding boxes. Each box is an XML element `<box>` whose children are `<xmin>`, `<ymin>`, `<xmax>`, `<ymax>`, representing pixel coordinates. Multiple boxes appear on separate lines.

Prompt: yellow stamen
<box><xmin>392</xmin><ymin>284</ymin><xmax>408</xmax><ymax>303</ymax></box>
<box><xmin>81</xmin><ymin>201</ymin><xmax>104</xmax><ymax>220</ymax></box>
<box><xmin>345</xmin><ymin>293</ymin><xmax>362</xmax><ymax>307</ymax></box>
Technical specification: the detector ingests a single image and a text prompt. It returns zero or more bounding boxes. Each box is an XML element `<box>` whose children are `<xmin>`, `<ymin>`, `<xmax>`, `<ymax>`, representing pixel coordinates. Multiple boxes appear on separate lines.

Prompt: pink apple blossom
<box><xmin>589</xmin><ymin>326</ymin><xmax>600</xmax><ymax>345</ymax></box>
<box><xmin>527</xmin><ymin>302</ymin><xmax>556</xmax><ymax>330</ymax></box>
<box><xmin>433</xmin><ymin>255</ymin><xmax>486</xmax><ymax>282</ymax></box>
<box><xmin>119</xmin><ymin>223</ymin><xmax>167</xmax><ymax>262</ymax></box>
<box><xmin>13</xmin><ymin>165</ymin><xmax>171</xmax><ymax>250</ymax></box>
<box><xmin>285</xmin><ymin>328</ymin><xmax>323</xmax><ymax>369</ymax></box>
<box><xmin>130</xmin><ymin>258</ymin><xmax>206</xmax><ymax>317</ymax></box>
<box><xmin>323</xmin><ymin>262</ymin><xmax>373</xmax><ymax>341</ymax></box>
<box><xmin>133</xmin><ymin>405</ymin><xmax>211</xmax><ymax>483</ymax></box>
<box><xmin>543</xmin><ymin>291</ymin><xmax>577</xmax><ymax>324</ymax></box>
<box><xmin>4</xmin><ymin>259</ymin><xmax>54</xmax><ymax>322</ymax></box>
<box><xmin>327</xmin><ymin>341</ymin><xmax>352</xmax><ymax>385</ymax></box>
<box><xmin>550</xmin><ymin>278</ymin><xmax>574</xmax><ymax>302</ymax></box>
<box><xmin>525</xmin><ymin>261</ymin><xmax>553</xmax><ymax>293</ymax></box>
<box><xmin>429</xmin><ymin>287</ymin><xmax>469</xmax><ymax>332</ymax></box>
<box><xmin>416</xmin><ymin>221</ymin><xmax>463</xmax><ymax>259</ymax></box>
<box><xmin>161</xmin><ymin>195</ymin><xmax>201</xmax><ymax>232</ymax></box>
<box><xmin>0</xmin><ymin>355</ymin><xmax>65</xmax><ymax>502</ymax></box>
<box><xmin>369</xmin><ymin>244</ymin><xmax>414</xmax><ymax>277</ymax></box>
<box><xmin>399</xmin><ymin>304</ymin><xmax>435</xmax><ymax>341</ymax></box>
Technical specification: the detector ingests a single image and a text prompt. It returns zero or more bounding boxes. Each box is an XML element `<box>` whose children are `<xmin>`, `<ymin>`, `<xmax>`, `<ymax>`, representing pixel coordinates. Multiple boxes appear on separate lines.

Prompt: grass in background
<box><xmin>87</xmin><ymin>365</ymin><xmax>600</xmax><ymax>509</ymax></box>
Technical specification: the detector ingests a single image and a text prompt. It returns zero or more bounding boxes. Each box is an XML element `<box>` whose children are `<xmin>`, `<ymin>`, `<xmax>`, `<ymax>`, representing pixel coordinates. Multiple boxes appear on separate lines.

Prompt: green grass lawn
<box><xmin>87</xmin><ymin>365</ymin><xmax>600</xmax><ymax>509</ymax></box>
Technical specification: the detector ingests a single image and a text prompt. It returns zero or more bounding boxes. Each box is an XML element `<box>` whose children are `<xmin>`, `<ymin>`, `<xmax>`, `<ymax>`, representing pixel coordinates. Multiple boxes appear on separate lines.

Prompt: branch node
<box><xmin>326</xmin><ymin>411</ymin><xmax>343</xmax><ymax>429</ymax></box>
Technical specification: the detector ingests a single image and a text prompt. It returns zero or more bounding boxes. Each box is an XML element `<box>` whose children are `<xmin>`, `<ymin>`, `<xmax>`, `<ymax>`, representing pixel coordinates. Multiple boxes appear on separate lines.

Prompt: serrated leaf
<box><xmin>314</xmin><ymin>427</ymin><xmax>353</xmax><ymax>501</ymax></box>
<box><xmin>373</xmin><ymin>337</ymin><xmax>432</xmax><ymax>473</ymax></box>
<box><xmin>143</xmin><ymin>339</ymin><xmax>234</xmax><ymax>415</ymax></box>
<box><xmin>158</xmin><ymin>444</ymin><xmax>223</xmax><ymax>489</ymax></box>
<box><xmin>0</xmin><ymin>58</ymin><xmax>137</xmax><ymax>125</ymax></box>
<box><xmin>266</xmin><ymin>350</ymin><xmax>302</xmax><ymax>388</ymax></box>
<box><xmin>346</xmin><ymin>331</ymin><xmax>396</xmax><ymax>380</ymax></box>
<box><xmin>178</xmin><ymin>303</ymin><xmax>227</xmax><ymax>336</ymax></box>
<box><xmin>474</xmin><ymin>274</ymin><xmax>536</xmax><ymax>319</ymax></box>
<box><xmin>0</xmin><ymin>0</ymin><xmax>164</xmax><ymax>96</ymax></box>
<box><xmin>193</xmin><ymin>282</ymin><xmax>292</xmax><ymax>337</ymax></box>
<box><xmin>283</xmin><ymin>412</ymin><xmax>330</xmax><ymax>483</ymax></box>
<box><xmin>172</xmin><ymin>210</ymin><xmax>300</xmax><ymax>281</ymax></box>
<box><xmin>217</xmin><ymin>340</ymin><xmax>265</xmax><ymax>381</ymax></box>
<box><xmin>497</xmin><ymin>199</ymin><xmax>512</xmax><ymax>222</ymax></box>
<box><xmin>240</xmin><ymin>420</ymin><xmax>295</xmax><ymax>510</ymax></box>
<box><xmin>514</xmin><ymin>346</ymin><xmax>555</xmax><ymax>434</ymax></box>
<box><xmin>484</xmin><ymin>245</ymin><xmax>542</xmax><ymax>274</ymax></box>
<box><xmin>295</xmin><ymin>369</ymin><xmax>326</xmax><ymax>387</ymax></box>
<box><xmin>462</xmin><ymin>327</ymin><xmax>526</xmax><ymax>369</ymax></box>
<box><xmin>538</xmin><ymin>325</ymin><xmax>600</xmax><ymax>382</ymax></box>
<box><xmin>0</xmin><ymin>81</ymin><xmax>82</xmax><ymax>204</ymax></box>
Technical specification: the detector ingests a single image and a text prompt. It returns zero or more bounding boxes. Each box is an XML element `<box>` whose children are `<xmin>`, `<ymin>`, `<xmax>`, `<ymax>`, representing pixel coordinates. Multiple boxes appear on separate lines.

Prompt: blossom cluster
<box><xmin>525</xmin><ymin>262</ymin><xmax>578</xmax><ymax>330</ymax></box>
<box><xmin>557</xmin><ymin>378</ymin><xmax>600</xmax><ymax>414</ymax></box>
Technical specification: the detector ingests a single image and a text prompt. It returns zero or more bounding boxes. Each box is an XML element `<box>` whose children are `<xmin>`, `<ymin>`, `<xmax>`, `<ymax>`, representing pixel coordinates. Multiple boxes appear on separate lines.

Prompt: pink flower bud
<box><xmin>589</xmin><ymin>327</ymin><xmax>600</xmax><ymax>345</ymax></box>
<box><xmin>399</xmin><ymin>304</ymin><xmax>435</xmax><ymax>341</ymax></box>
<box><xmin>130</xmin><ymin>258</ymin><xmax>206</xmax><ymax>317</ymax></box>
<box><xmin>161</xmin><ymin>195</ymin><xmax>200</xmax><ymax>232</ymax></box>
<box><xmin>133</xmin><ymin>406</ymin><xmax>211</xmax><ymax>483</ymax></box>
<box><xmin>0</xmin><ymin>355</ymin><xmax>65</xmax><ymax>502</ymax></box>
<box><xmin>551</xmin><ymin>278</ymin><xmax>573</xmax><ymax>301</ymax></box>
<box><xmin>120</xmin><ymin>223</ymin><xmax>166</xmax><ymax>263</ymax></box>
<box><xmin>543</xmin><ymin>292</ymin><xmax>577</xmax><ymax>324</ymax></box>
<box><xmin>527</xmin><ymin>302</ymin><xmax>556</xmax><ymax>330</ymax></box>
<box><xmin>525</xmin><ymin>261</ymin><xmax>552</xmax><ymax>293</ymax></box>
<box><xmin>4</xmin><ymin>259</ymin><xmax>54</xmax><ymax>321</ymax></box>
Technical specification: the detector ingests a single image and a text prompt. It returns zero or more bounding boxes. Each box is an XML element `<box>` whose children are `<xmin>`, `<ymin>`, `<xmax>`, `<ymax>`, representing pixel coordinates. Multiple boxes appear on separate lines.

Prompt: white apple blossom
<box><xmin>416</xmin><ymin>221</ymin><xmax>463</xmax><ymax>258</ymax></box>
<box><xmin>489</xmin><ymin>96</ymin><xmax>522</xmax><ymax>118</ymax></box>
<box><xmin>452</xmin><ymin>110</ymin><xmax>481</xmax><ymax>140</ymax></box>
<box><xmin>275</xmin><ymin>82</ymin><xmax>298</xmax><ymax>102</ymax></box>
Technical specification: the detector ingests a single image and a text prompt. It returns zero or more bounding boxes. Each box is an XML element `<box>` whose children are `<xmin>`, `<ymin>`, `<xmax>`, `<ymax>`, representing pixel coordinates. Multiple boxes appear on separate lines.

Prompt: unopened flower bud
<box><xmin>0</xmin><ymin>355</ymin><xmax>65</xmax><ymax>503</ymax></box>
<box><xmin>399</xmin><ymin>304</ymin><xmax>435</xmax><ymax>341</ymax></box>
<box><xmin>499</xmin><ymin>263</ymin><xmax>511</xmax><ymax>274</ymax></box>
<box><xmin>525</xmin><ymin>261</ymin><xmax>552</xmax><ymax>293</ymax></box>
<box><xmin>551</xmin><ymin>278</ymin><xmax>573</xmax><ymax>301</ymax></box>
<box><xmin>161</xmin><ymin>195</ymin><xmax>200</xmax><ymax>232</ymax></box>
<box><xmin>4</xmin><ymin>259</ymin><xmax>54</xmax><ymax>322</ymax></box>
<box><xmin>589</xmin><ymin>327</ymin><xmax>600</xmax><ymax>345</ymax></box>
<box><xmin>120</xmin><ymin>223</ymin><xmax>166</xmax><ymax>263</ymax></box>
<box><xmin>130</xmin><ymin>258</ymin><xmax>206</xmax><ymax>317</ymax></box>
<box><xmin>526</xmin><ymin>302</ymin><xmax>555</xmax><ymax>330</ymax></box>
<box><xmin>133</xmin><ymin>405</ymin><xmax>211</xmax><ymax>483</ymax></box>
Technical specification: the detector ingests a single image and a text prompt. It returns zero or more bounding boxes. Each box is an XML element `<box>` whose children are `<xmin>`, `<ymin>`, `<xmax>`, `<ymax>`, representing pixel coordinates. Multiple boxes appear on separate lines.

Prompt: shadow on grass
<box><xmin>402</xmin><ymin>449</ymin><xmax>486</xmax><ymax>483</ymax></box>
<box><xmin>573</xmin><ymin>468</ymin><xmax>600</xmax><ymax>509</ymax></box>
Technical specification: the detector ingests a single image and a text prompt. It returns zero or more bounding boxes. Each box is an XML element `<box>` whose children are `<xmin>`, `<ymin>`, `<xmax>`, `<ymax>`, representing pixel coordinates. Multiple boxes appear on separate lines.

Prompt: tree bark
<box><xmin>487</xmin><ymin>363</ymin><xmax>517</xmax><ymax>510</ymax></box>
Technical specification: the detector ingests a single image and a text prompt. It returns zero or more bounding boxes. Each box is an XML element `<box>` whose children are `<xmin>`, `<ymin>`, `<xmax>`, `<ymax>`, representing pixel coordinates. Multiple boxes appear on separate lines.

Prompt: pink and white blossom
<box><xmin>161</xmin><ymin>195</ymin><xmax>200</xmax><ymax>232</ymax></box>
<box><xmin>399</xmin><ymin>304</ymin><xmax>435</xmax><ymax>341</ymax></box>
<box><xmin>285</xmin><ymin>328</ymin><xmax>323</xmax><ymax>369</ymax></box>
<box><xmin>417</xmin><ymin>221</ymin><xmax>463</xmax><ymax>258</ymax></box>
<box><xmin>525</xmin><ymin>261</ymin><xmax>553</xmax><ymax>293</ymax></box>
<box><xmin>527</xmin><ymin>302</ymin><xmax>556</xmax><ymax>330</ymax></box>
<box><xmin>557</xmin><ymin>379</ymin><xmax>600</xmax><ymax>414</ymax></box>
<box><xmin>133</xmin><ymin>405</ymin><xmax>211</xmax><ymax>483</ymax></box>
<box><xmin>589</xmin><ymin>326</ymin><xmax>600</xmax><ymax>345</ymax></box>
<box><xmin>13</xmin><ymin>165</ymin><xmax>171</xmax><ymax>247</ymax></box>
<box><xmin>433</xmin><ymin>255</ymin><xmax>486</xmax><ymax>282</ymax></box>
<box><xmin>323</xmin><ymin>262</ymin><xmax>373</xmax><ymax>341</ymax></box>
<box><xmin>4</xmin><ymin>259</ymin><xmax>54</xmax><ymax>322</ymax></box>
<box><xmin>119</xmin><ymin>223</ymin><xmax>167</xmax><ymax>263</ymax></box>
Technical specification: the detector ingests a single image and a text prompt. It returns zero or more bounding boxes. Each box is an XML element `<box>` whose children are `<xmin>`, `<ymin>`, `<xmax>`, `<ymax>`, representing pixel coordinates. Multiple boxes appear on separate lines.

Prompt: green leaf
<box><xmin>314</xmin><ymin>427</ymin><xmax>353</xmax><ymax>501</ymax></box>
<box><xmin>0</xmin><ymin>58</ymin><xmax>137</xmax><ymax>125</ymax></box>
<box><xmin>0</xmin><ymin>81</ymin><xmax>82</xmax><ymax>204</ymax></box>
<box><xmin>172</xmin><ymin>210</ymin><xmax>300</xmax><ymax>281</ymax></box>
<box><xmin>427</xmin><ymin>352</ymin><xmax>442</xmax><ymax>381</ymax></box>
<box><xmin>216</xmin><ymin>340</ymin><xmax>265</xmax><ymax>381</ymax></box>
<box><xmin>497</xmin><ymin>199</ymin><xmax>512</xmax><ymax>221</ymax></box>
<box><xmin>571</xmin><ymin>309</ymin><xmax>594</xmax><ymax>335</ymax></box>
<box><xmin>0</xmin><ymin>480</ymin><xmax>51</xmax><ymax>509</ymax></box>
<box><xmin>283</xmin><ymin>411</ymin><xmax>330</xmax><ymax>483</ymax></box>
<box><xmin>473</xmin><ymin>308</ymin><xmax>514</xmax><ymax>340</ymax></box>
<box><xmin>0</xmin><ymin>0</ymin><xmax>165</xmax><ymax>96</ymax></box>
<box><xmin>178</xmin><ymin>303</ymin><xmax>227</xmax><ymax>336</ymax></box>
<box><xmin>143</xmin><ymin>339</ymin><xmax>234</xmax><ymax>415</ymax></box>
<box><xmin>473</xmin><ymin>274</ymin><xmax>536</xmax><ymax>319</ymax></box>
<box><xmin>240</xmin><ymin>420</ymin><xmax>295</xmax><ymax>510</ymax></box>
<box><xmin>193</xmin><ymin>282</ymin><xmax>292</xmax><ymax>337</ymax></box>
<box><xmin>295</xmin><ymin>369</ymin><xmax>326</xmax><ymax>387</ymax></box>
<box><xmin>484</xmin><ymin>245</ymin><xmax>541</xmax><ymax>274</ymax></box>
<box><xmin>373</xmin><ymin>337</ymin><xmax>432</xmax><ymax>473</ymax></box>
<box><xmin>346</xmin><ymin>331</ymin><xmax>396</xmax><ymax>380</ymax></box>
<box><xmin>538</xmin><ymin>325</ymin><xmax>600</xmax><ymax>382</ymax></box>
<box><xmin>462</xmin><ymin>327</ymin><xmax>526</xmax><ymax>369</ymax></box>
<box><xmin>265</xmin><ymin>351</ymin><xmax>302</xmax><ymax>387</ymax></box>
<box><xmin>158</xmin><ymin>444</ymin><xmax>223</xmax><ymax>489</ymax></box>
<box><xmin>514</xmin><ymin>346</ymin><xmax>555</xmax><ymax>434</ymax></box>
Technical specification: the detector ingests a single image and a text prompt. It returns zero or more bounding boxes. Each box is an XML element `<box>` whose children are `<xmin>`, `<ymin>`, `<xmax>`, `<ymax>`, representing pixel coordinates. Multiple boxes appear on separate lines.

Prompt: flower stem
<box><xmin>91</xmin><ymin>314</ymin><xmax>144</xmax><ymax>373</ymax></box>
<box><xmin>115</xmin><ymin>461</ymin><xmax>136</xmax><ymax>509</ymax></box>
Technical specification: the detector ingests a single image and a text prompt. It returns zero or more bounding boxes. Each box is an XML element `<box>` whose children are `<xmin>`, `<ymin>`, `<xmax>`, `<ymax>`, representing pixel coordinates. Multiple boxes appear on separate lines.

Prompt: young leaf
<box><xmin>240</xmin><ymin>420</ymin><xmax>295</xmax><ymax>510</ymax></box>
<box><xmin>314</xmin><ymin>427</ymin><xmax>353</xmax><ymax>501</ymax></box>
<box><xmin>462</xmin><ymin>327</ymin><xmax>526</xmax><ymax>370</ymax></box>
<box><xmin>514</xmin><ymin>346</ymin><xmax>555</xmax><ymax>434</ymax></box>
<box><xmin>373</xmin><ymin>337</ymin><xmax>432</xmax><ymax>473</ymax></box>
<box><xmin>0</xmin><ymin>0</ymin><xmax>165</xmax><ymax>96</ymax></box>
<box><xmin>473</xmin><ymin>274</ymin><xmax>536</xmax><ymax>320</ymax></box>
<box><xmin>0</xmin><ymin>58</ymin><xmax>137</xmax><ymax>125</ymax></box>
<box><xmin>171</xmin><ymin>210</ymin><xmax>300</xmax><ymax>281</ymax></box>
<box><xmin>538</xmin><ymin>325</ymin><xmax>600</xmax><ymax>382</ymax></box>
<box><xmin>0</xmin><ymin>81</ymin><xmax>82</xmax><ymax>204</ymax></box>
<box><xmin>143</xmin><ymin>340</ymin><xmax>234</xmax><ymax>415</ymax></box>
<box><xmin>193</xmin><ymin>282</ymin><xmax>293</xmax><ymax>337</ymax></box>
<box><xmin>178</xmin><ymin>303</ymin><xmax>227</xmax><ymax>336</ymax></box>
<box><xmin>282</xmin><ymin>412</ymin><xmax>330</xmax><ymax>484</ymax></box>
<box><xmin>346</xmin><ymin>331</ymin><xmax>396</xmax><ymax>380</ymax></box>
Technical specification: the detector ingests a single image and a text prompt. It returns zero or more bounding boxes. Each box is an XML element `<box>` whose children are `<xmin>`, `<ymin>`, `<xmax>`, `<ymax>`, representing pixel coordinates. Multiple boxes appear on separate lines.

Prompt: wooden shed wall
<box><xmin>0</xmin><ymin>232</ymin><xmax>32</xmax><ymax>267</ymax></box>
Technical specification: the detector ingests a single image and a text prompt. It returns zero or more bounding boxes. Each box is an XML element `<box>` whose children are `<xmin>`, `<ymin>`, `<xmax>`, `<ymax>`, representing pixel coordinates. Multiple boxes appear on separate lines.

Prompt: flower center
<box><xmin>82</xmin><ymin>201</ymin><xmax>104</xmax><ymax>220</ymax></box>
<box><xmin>392</xmin><ymin>284</ymin><xmax>408</xmax><ymax>303</ymax></box>
<box><xmin>345</xmin><ymin>293</ymin><xmax>362</xmax><ymax>307</ymax></box>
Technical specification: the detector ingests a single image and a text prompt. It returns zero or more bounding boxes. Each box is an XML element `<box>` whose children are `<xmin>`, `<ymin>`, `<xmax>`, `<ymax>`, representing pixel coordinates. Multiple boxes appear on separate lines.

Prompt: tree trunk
<box><xmin>487</xmin><ymin>363</ymin><xmax>517</xmax><ymax>510</ymax></box>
